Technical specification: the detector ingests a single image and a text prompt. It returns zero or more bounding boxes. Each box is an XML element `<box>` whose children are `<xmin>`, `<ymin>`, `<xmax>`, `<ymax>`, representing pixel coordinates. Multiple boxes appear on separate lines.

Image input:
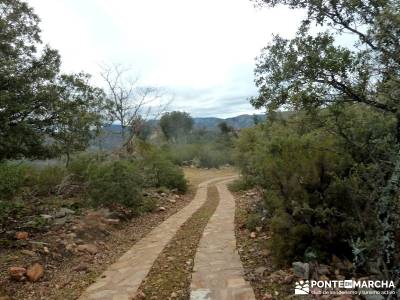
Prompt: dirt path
<box><xmin>190</xmin><ymin>180</ymin><xmax>255</xmax><ymax>300</ymax></box>
<box><xmin>79</xmin><ymin>176</ymin><xmax>235</xmax><ymax>300</ymax></box>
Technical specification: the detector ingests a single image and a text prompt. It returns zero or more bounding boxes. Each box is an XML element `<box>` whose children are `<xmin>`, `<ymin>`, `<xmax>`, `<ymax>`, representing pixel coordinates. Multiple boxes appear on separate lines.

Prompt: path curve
<box><xmin>190</xmin><ymin>179</ymin><xmax>256</xmax><ymax>300</ymax></box>
<box><xmin>79</xmin><ymin>176</ymin><xmax>235</xmax><ymax>300</ymax></box>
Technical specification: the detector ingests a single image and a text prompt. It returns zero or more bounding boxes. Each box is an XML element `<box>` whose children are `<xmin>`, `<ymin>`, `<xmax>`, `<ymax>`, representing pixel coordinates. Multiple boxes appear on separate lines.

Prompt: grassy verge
<box><xmin>137</xmin><ymin>186</ymin><xmax>220</xmax><ymax>300</ymax></box>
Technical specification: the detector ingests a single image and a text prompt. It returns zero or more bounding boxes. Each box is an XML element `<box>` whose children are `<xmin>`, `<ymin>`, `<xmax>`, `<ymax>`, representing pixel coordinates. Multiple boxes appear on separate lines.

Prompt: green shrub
<box><xmin>198</xmin><ymin>148</ymin><xmax>226</xmax><ymax>169</ymax></box>
<box><xmin>33</xmin><ymin>165</ymin><xmax>67</xmax><ymax>196</ymax></box>
<box><xmin>137</xmin><ymin>142</ymin><xmax>187</xmax><ymax>192</ymax></box>
<box><xmin>68</xmin><ymin>152</ymin><xmax>107</xmax><ymax>181</ymax></box>
<box><xmin>0</xmin><ymin>163</ymin><xmax>31</xmax><ymax>200</ymax></box>
<box><xmin>235</xmin><ymin>107</ymin><xmax>397</xmax><ymax>267</ymax></box>
<box><xmin>87</xmin><ymin>160</ymin><xmax>143</xmax><ymax>210</ymax></box>
<box><xmin>246</xmin><ymin>212</ymin><xmax>262</xmax><ymax>231</ymax></box>
<box><xmin>167</xmin><ymin>144</ymin><xmax>200</xmax><ymax>165</ymax></box>
<box><xmin>229</xmin><ymin>179</ymin><xmax>254</xmax><ymax>192</ymax></box>
<box><xmin>167</xmin><ymin>143</ymin><xmax>232</xmax><ymax>168</ymax></box>
<box><xmin>139</xmin><ymin>197</ymin><xmax>158</xmax><ymax>213</ymax></box>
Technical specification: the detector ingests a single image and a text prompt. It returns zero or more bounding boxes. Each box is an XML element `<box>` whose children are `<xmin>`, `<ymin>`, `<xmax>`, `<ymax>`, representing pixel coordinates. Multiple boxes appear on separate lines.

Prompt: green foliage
<box><xmin>252</xmin><ymin>0</ymin><xmax>399</xmax><ymax>115</ymax></box>
<box><xmin>0</xmin><ymin>0</ymin><xmax>60</xmax><ymax>161</ymax></box>
<box><xmin>67</xmin><ymin>152</ymin><xmax>107</xmax><ymax>181</ymax></box>
<box><xmin>0</xmin><ymin>162</ymin><xmax>69</xmax><ymax>200</ymax></box>
<box><xmin>33</xmin><ymin>165</ymin><xmax>67</xmax><ymax>196</ymax></box>
<box><xmin>139</xmin><ymin>197</ymin><xmax>158</xmax><ymax>213</ymax></box>
<box><xmin>0</xmin><ymin>163</ymin><xmax>30</xmax><ymax>200</ymax></box>
<box><xmin>159</xmin><ymin>111</ymin><xmax>194</xmax><ymax>143</ymax></box>
<box><xmin>235</xmin><ymin>107</ymin><xmax>399</xmax><ymax>269</ymax></box>
<box><xmin>0</xmin><ymin>0</ymin><xmax>104</xmax><ymax>162</ymax></box>
<box><xmin>228</xmin><ymin>179</ymin><xmax>254</xmax><ymax>192</ymax></box>
<box><xmin>87</xmin><ymin>160</ymin><xmax>144</xmax><ymax>210</ymax></box>
<box><xmin>245</xmin><ymin>0</ymin><xmax>400</xmax><ymax>276</ymax></box>
<box><xmin>246</xmin><ymin>213</ymin><xmax>262</xmax><ymax>231</ymax></box>
<box><xmin>167</xmin><ymin>140</ymin><xmax>234</xmax><ymax>168</ymax></box>
<box><xmin>198</xmin><ymin>146</ymin><xmax>228</xmax><ymax>169</ymax></box>
<box><xmin>137</xmin><ymin>142</ymin><xmax>187</xmax><ymax>192</ymax></box>
<box><xmin>51</xmin><ymin>74</ymin><xmax>105</xmax><ymax>166</ymax></box>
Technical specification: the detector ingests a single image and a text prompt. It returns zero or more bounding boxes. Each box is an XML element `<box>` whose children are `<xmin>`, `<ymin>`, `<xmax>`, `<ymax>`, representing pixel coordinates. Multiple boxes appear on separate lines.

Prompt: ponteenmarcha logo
<box><xmin>295</xmin><ymin>280</ymin><xmax>310</xmax><ymax>294</ymax></box>
<box><xmin>293</xmin><ymin>279</ymin><xmax>396</xmax><ymax>296</ymax></box>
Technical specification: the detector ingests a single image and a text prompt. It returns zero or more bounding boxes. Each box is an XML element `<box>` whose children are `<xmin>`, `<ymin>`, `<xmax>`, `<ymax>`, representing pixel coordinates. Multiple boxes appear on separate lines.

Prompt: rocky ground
<box><xmin>0</xmin><ymin>188</ymin><xmax>192</xmax><ymax>300</ymax></box>
<box><xmin>233</xmin><ymin>189</ymin><xmax>294</xmax><ymax>300</ymax></box>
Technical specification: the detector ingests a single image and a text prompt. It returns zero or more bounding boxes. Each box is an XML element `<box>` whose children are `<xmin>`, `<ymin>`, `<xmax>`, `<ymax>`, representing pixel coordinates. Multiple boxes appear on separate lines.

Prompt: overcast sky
<box><xmin>28</xmin><ymin>0</ymin><xmax>304</xmax><ymax>118</ymax></box>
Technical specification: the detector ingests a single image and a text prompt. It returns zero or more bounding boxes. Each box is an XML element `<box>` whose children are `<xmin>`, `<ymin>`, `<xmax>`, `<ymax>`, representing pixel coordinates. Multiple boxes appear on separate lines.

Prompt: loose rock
<box><xmin>318</xmin><ymin>264</ymin><xmax>331</xmax><ymax>275</ymax></box>
<box><xmin>77</xmin><ymin>243</ymin><xmax>98</xmax><ymax>255</ymax></box>
<box><xmin>9</xmin><ymin>267</ymin><xmax>27</xmax><ymax>281</ymax></box>
<box><xmin>292</xmin><ymin>261</ymin><xmax>309</xmax><ymax>279</ymax></box>
<box><xmin>26</xmin><ymin>263</ymin><xmax>44</xmax><ymax>282</ymax></box>
<box><xmin>255</xmin><ymin>266</ymin><xmax>267</xmax><ymax>276</ymax></box>
<box><xmin>15</xmin><ymin>231</ymin><xmax>29</xmax><ymax>240</ymax></box>
<box><xmin>262</xmin><ymin>293</ymin><xmax>273</xmax><ymax>300</ymax></box>
<box><xmin>55</xmin><ymin>207</ymin><xmax>75</xmax><ymax>218</ymax></box>
<box><xmin>21</xmin><ymin>250</ymin><xmax>36</xmax><ymax>256</ymax></box>
<box><xmin>284</xmin><ymin>274</ymin><xmax>295</xmax><ymax>283</ymax></box>
<box><xmin>104</xmin><ymin>218</ymin><xmax>119</xmax><ymax>225</ymax></box>
<box><xmin>40</xmin><ymin>214</ymin><xmax>53</xmax><ymax>220</ymax></box>
<box><xmin>73</xmin><ymin>263</ymin><xmax>89</xmax><ymax>272</ymax></box>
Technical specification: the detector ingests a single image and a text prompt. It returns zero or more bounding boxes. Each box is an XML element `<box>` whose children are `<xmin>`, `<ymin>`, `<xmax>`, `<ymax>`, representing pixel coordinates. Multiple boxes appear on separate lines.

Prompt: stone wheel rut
<box><xmin>190</xmin><ymin>179</ymin><xmax>256</xmax><ymax>300</ymax></box>
<box><xmin>78</xmin><ymin>176</ymin><xmax>235</xmax><ymax>300</ymax></box>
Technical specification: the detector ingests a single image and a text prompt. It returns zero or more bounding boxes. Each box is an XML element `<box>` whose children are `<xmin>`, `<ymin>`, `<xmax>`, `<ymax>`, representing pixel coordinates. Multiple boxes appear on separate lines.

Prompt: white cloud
<box><xmin>28</xmin><ymin>0</ymin><xmax>304</xmax><ymax>117</ymax></box>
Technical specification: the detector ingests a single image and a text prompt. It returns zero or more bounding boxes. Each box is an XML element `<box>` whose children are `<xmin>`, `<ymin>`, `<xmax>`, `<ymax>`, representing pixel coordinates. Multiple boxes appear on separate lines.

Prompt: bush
<box><xmin>0</xmin><ymin>163</ymin><xmax>31</xmax><ymax>200</ymax></box>
<box><xmin>235</xmin><ymin>106</ymin><xmax>397</xmax><ymax>267</ymax></box>
<box><xmin>33</xmin><ymin>165</ymin><xmax>67</xmax><ymax>196</ymax></box>
<box><xmin>139</xmin><ymin>197</ymin><xmax>158</xmax><ymax>213</ymax></box>
<box><xmin>246</xmin><ymin>212</ymin><xmax>262</xmax><ymax>231</ymax></box>
<box><xmin>137</xmin><ymin>142</ymin><xmax>187</xmax><ymax>192</ymax></box>
<box><xmin>167</xmin><ymin>144</ymin><xmax>199</xmax><ymax>165</ymax></box>
<box><xmin>229</xmin><ymin>179</ymin><xmax>254</xmax><ymax>192</ymax></box>
<box><xmin>167</xmin><ymin>142</ymin><xmax>233</xmax><ymax>169</ymax></box>
<box><xmin>87</xmin><ymin>160</ymin><xmax>143</xmax><ymax>210</ymax></box>
<box><xmin>67</xmin><ymin>152</ymin><xmax>106</xmax><ymax>182</ymax></box>
<box><xmin>151</xmin><ymin>158</ymin><xmax>187</xmax><ymax>192</ymax></box>
<box><xmin>198</xmin><ymin>147</ymin><xmax>227</xmax><ymax>169</ymax></box>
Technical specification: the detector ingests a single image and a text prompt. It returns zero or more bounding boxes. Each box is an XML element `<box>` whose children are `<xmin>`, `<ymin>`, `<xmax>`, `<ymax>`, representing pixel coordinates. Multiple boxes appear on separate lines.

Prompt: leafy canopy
<box><xmin>159</xmin><ymin>111</ymin><xmax>194</xmax><ymax>142</ymax></box>
<box><xmin>0</xmin><ymin>0</ymin><xmax>104</xmax><ymax>161</ymax></box>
